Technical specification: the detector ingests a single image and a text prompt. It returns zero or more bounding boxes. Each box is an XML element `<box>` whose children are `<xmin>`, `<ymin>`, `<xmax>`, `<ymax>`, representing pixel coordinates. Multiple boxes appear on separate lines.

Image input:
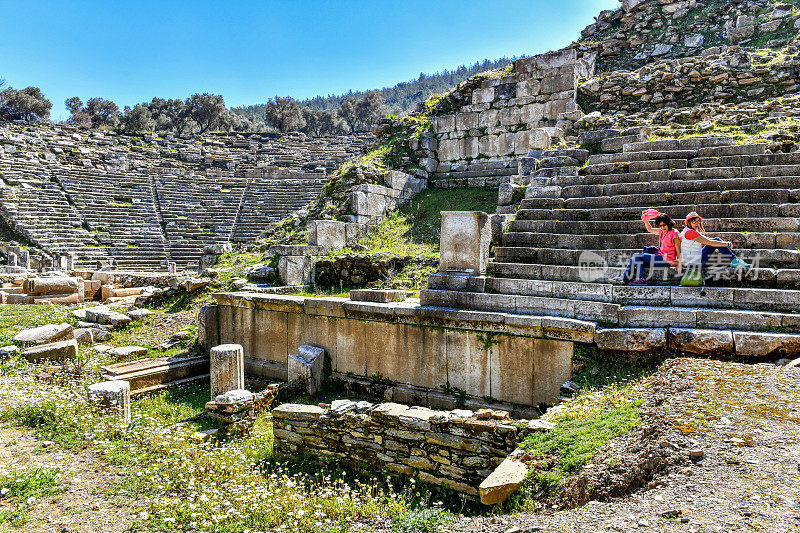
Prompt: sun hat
<box><xmin>641</xmin><ymin>208</ymin><xmax>661</xmax><ymax>222</ymax></box>
<box><xmin>685</xmin><ymin>211</ymin><xmax>702</xmax><ymax>224</ymax></box>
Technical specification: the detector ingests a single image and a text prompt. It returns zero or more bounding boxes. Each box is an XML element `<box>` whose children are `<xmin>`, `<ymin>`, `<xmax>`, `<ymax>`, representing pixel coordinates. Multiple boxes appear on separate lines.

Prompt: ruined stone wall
<box><xmin>579</xmin><ymin>46</ymin><xmax>800</xmax><ymax>115</ymax></box>
<box><xmin>200</xmin><ymin>292</ymin><xmax>577</xmax><ymax>409</ymax></box>
<box><xmin>430</xmin><ymin>49</ymin><xmax>589</xmax><ymax>187</ymax></box>
<box><xmin>272</xmin><ymin>401</ymin><xmax>521</xmax><ymax>496</ymax></box>
<box><xmin>314</xmin><ymin>253</ymin><xmax>436</xmax><ymax>289</ymax></box>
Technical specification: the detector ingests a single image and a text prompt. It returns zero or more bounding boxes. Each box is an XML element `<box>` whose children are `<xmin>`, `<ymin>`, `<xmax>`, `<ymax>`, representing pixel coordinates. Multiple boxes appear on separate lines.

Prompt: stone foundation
<box><xmin>200</xmin><ymin>292</ymin><xmax>577</xmax><ymax>408</ymax></box>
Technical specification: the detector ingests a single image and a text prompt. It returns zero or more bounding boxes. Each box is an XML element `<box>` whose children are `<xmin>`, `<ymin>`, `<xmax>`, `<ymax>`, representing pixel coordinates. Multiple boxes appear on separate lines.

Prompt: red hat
<box><xmin>641</xmin><ymin>208</ymin><xmax>661</xmax><ymax>222</ymax></box>
<box><xmin>685</xmin><ymin>211</ymin><xmax>702</xmax><ymax>224</ymax></box>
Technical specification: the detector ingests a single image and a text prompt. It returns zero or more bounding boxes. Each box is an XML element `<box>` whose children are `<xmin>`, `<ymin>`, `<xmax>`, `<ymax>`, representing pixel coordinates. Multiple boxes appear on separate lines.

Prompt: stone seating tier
<box><xmin>0</xmin><ymin>123</ymin><xmax>361</xmax><ymax>269</ymax></box>
<box><xmin>421</xmin><ymin>136</ymin><xmax>800</xmax><ymax>340</ymax></box>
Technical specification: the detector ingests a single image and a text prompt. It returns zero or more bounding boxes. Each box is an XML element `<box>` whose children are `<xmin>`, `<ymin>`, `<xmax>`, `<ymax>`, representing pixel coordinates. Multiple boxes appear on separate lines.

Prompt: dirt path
<box><xmin>449</xmin><ymin>359</ymin><xmax>800</xmax><ymax>533</ymax></box>
<box><xmin>0</xmin><ymin>426</ymin><xmax>139</xmax><ymax>533</ymax></box>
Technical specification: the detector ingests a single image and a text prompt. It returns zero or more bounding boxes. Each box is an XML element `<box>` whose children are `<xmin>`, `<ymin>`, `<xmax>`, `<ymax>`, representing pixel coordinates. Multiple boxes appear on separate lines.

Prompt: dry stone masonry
<box><xmin>272</xmin><ymin>401</ymin><xmax>523</xmax><ymax>497</ymax></box>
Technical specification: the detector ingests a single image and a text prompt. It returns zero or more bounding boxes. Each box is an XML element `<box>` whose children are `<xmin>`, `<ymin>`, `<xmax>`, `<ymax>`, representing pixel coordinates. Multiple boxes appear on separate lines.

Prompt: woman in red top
<box><xmin>611</xmin><ymin>212</ymin><xmax>682</xmax><ymax>286</ymax></box>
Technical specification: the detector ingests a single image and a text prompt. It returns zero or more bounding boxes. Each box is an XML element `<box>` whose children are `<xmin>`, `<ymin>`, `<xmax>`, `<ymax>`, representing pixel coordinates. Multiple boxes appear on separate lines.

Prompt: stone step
<box><xmin>420</xmin><ymin>286</ymin><xmax>800</xmax><ymax>327</ymax></box>
<box><xmin>622</xmin><ymin>137</ymin><xmax>733</xmax><ymax>153</ymax></box>
<box><xmin>501</xmin><ymin>230</ymin><xmax>800</xmax><ymax>250</ymax></box>
<box><xmin>520</xmin><ymin>189</ymin><xmax>793</xmax><ymax>210</ymax></box>
<box><xmin>493</xmin><ymin>247</ymin><xmax>800</xmax><ymax>267</ymax></box>
<box><xmin>507</xmin><ymin>217</ymin><xmax>800</xmax><ymax>235</ymax></box>
<box><xmin>515</xmin><ymin>203</ymin><xmax>788</xmax><ymax>222</ymax></box>
<box><xmin>486</xmin><ymin>262</ymin><xmax>799</xmax><ymax>288</ymax></box>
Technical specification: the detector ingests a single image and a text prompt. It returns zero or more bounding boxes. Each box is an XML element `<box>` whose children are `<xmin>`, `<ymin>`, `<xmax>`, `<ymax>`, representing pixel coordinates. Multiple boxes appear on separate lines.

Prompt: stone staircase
<box><xmin>0</xmin><ymin>161</ymin><xmax>112</xmax><ymax>268</ymax></box>
<box><xmin>55</xmin><ymin>168</ymin><xmax>170</xmax><ymax>270</ymax></box>
<box><xmin>421</xmin><ymin>136</ymin><xmax>800</xmax><ymax>355</ymax></box>
<box><xmin>231</xmin><ymin>176</ymin><xmax>326</xmax><ymax>243</ymax></box>
<box><xmin>153</xmin><ymin>174</ymin><xmax>249</xmax><ymax>267</ymax></box>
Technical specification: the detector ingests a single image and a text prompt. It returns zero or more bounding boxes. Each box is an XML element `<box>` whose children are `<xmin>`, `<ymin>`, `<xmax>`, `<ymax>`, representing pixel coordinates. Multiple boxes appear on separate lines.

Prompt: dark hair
<box><xmin>653</xmin><ymin>214</ymin><xmax>675</xmax><ymax>230</ymax></box>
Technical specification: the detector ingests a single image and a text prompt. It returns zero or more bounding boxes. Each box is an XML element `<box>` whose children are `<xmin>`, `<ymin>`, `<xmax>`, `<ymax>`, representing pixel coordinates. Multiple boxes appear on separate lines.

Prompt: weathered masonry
<box><xmin>272</xmin><ymin>402</ymin><xmax>521</xmax><ymax>497</ymax></box>
<box><xmin>199</xmin><ymin>292</ymin><xmax>580</xmax><ymax>411</ymax></box>
<box><xmin>431</xmin><ymin>48</ymin><xmax>592</xmax><ymax>188</ymax></box>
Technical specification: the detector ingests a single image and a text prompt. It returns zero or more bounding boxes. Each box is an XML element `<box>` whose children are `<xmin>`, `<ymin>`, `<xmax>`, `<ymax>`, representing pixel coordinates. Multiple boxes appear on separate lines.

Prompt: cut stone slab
<box><xmin>86</xmin><ymin>380</ymin><xmax>131</xmax><ymax>424</ymax></box>
<box><xmin>74</xmin><ymin>328</ymin><xmax>94</xmax><ymax>345</ymax></box>
<box><xmin>734</xmin><ymin>331</ymin><xmax>800</xmax><ymax>357</ymax></box>
<box><xmin>84</xmin><ymin>306</ymin><xmax>131</xmax><ymax>327</ymax></box>
<box><xmin>13</xmin><ymin>323</ymin><xmax>74</xmax><ymax>346</ymax></box>
<box><xmin>479</xmin><ymin>456</ymin><xmax>529</xmax><ymax>505</ymax></box>
<box><xmin>349</xmin><ymin>289</ymin><xmax>407</xmax><ymax>303</ymax></box>
<box><xmin>106</xmin><ymin>346</ymin><xmax>148</xmax><ymax>358</ymax></box>
<box><xmin>215</xmin><ymin>389</ymin><xmax>254</xmax><ymax>404</ymax></box>
<box><xmin>271</xmin><ymin>403</ymin><xmax>326</xmax><ymax>421</ymax></box>
<box><xmin>22</xmin><ymin>339</ymin><xmax>78</xmax><ymax>362</ymax></box>
<box><xmin>595</xmin><ymin>328</ymin><xmax>667</xmax><ymax>352</ymax></box>
<box><xmin>288</xmin><ymin>345</ymin><xmax>325</xmax><ymax>395</ymax></box>
<box><xmin>128</xmin><ymin>308</ymin><xmax>154</xmax><ymax>321</ymax></box>
<box><xmin>668</xmin><ymin>328</ymin><xmax>734</xmax><ymax>356</ymax></box>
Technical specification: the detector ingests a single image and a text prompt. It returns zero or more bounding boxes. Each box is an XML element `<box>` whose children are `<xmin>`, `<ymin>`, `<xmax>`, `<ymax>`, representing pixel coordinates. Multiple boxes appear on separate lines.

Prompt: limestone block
<box><xmin>85</xmin><ymin>306</ymin><xmax>131</xmax><ymax>327</ymax></box>
<box><xmin>307</xmin><ymin>220</ymin><xmax>346</xmax><ymax>249</ymax></box>
<box><xmin>668</xmin><ymin>328</ymin><xmax>734</xmax><ymax>356</ymax></box>
<box><xmin>437</xmin><ymin>139</ymin><xmax>462</xmax><ymax>161</ymax></box>
<box><xmin>478</xmin><ymin>109</ymin><xmax>500</xmax><ymax>128</ymax></box>
<box><xmin>349</xmin><ymin>289</ymin><xmax>407</xmax><ymax>303</ymax></box>
<box><xmin>499</xmin><ymin>106</ymin><xmax>522</xmax><ymax>126</ymax></box>
<box><xmin>595</xmin><ymin>328</ymin><xmax>667</xmax><ymax>352</ymax></box>
<box><xmin>455</xmin><ymin>112</ymin><xmax>479</xmax><ymax>131</ymax></box>
<box><xmin>74</xmin><ymin>328</ymin><xmax>94</xmax><ymax>345</ymax></box>
<box><xmin>6</xmin><ymin>294</ymin><xmax>31</xmax><ymax>305</ymax></box>
<box><xmin>23</xmin><ymin>277</ymin><xmax>80</xmax><ymax>295</ymax></box>
<box><xmin>13</xmin><ymin>322</ymin><xmax>73</xmax><ymax>346</ymax></box>
<box><xmin>521</xmin><ymin>103</ymin><xmax>545</xmax><ymax>125</ymax></box>
<box><xmin>463</xmin><ymin>136</ymin><xmax>479</xmax><ymax>159</ymax></box>
<box><xmin>516</xmin><ymin>78</ymin><xmax>540</xmax><ymax>97</ymax></box>
<box><xmin>278</xmin><ymin>255</ymin><xmax>314</xmax><ymax>286</ymax></box>
<box><xmin>479</xmin><ymin>456</ymin><xmax>528</xmax><ymax>505</ymax></box>
<box><xmin>210</xmin><ymin>344</ymin><xmax>245</xmax><ymax>400</ymax></box>
<box><xmin>432</xmin><ymin>115</ymin><xmax>455</xmax><ymax>134</ymax></box>
<box><xmin>479</xmin><ymin>135</ymin><xmax>501</xmax><ymax>157</ymax></box>
<box><xmin>514</xmin><ymin>131</ymin><xmax>531</xmax><ymax>155</ymax></box>
<box><xmin>472</xmin><ymin>87</ymin><xmax>495</xmax><ymax>104</ymax></box>
<box><xmin>729</xmin><ymin>25</ymin><xmax>755</xmax><ymax>43</ymax></box>
<box><xmin>106</xmin><ymin>346</ymin><xmax>148</xmax><ymax>358</ymax></box>
<box><xmin>86</xmin><ymin>380</ymin><xmax>131</xmax><ymax>424</ymax></box>
<box><xmin>540</xmin><ymin>72</ymin><xmax>576</xmax><ymax>95</ymax></box>
<box><xmin>288</xmin><ymin>345</ymin><xmax>325</xmax><ymax>394</ymax></box>
<box><xmin>22</xmin><ymin>339</ymin><xmax>78</xmax><ymax>362</ymax></box>
<box><xmin>438</xmin><ymin>211</ymin><xmax>491</xmax><ymax>274</ymax></box>
<box><xmin>734</xmin><ymin>331</ymin><xmax>800</xmax><ymax>357</ymax></box>
<box><xmin>498</xmin><ymin>133</ymin><xmax>516</xmax><ymax>156</ymax></box>
<box><xmin>529</xmin><ymin>129</ymin><xmax>551</xmax><ymax>149</ymax></box>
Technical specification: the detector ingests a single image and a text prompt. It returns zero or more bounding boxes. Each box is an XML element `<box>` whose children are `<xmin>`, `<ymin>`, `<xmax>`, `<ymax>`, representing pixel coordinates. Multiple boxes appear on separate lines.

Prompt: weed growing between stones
<box><xmin>0</xmin><ymin>468</ymin><xmax>63</xmax><ymax>527</ymax></box>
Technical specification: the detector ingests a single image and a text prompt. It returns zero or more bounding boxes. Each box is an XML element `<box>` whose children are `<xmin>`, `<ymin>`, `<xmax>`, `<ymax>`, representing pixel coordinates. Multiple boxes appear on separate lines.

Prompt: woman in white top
<box><xmin>680</xmin><ymin>211</ymin><xmax>750</xmax><ymax>270</ymax></box>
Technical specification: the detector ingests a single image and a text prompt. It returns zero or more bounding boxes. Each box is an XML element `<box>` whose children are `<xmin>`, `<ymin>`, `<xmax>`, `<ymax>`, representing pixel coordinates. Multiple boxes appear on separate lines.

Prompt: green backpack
<box><xmin>680</xmin><ymin>267</ymin><xmax>704</xmax><ymax>287</ymax></box>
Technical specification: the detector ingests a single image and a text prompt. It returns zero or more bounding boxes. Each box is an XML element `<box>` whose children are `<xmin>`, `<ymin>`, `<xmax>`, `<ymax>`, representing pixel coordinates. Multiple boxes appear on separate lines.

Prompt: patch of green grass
<box><xmin>0</xmin><ymin>468</ymin><xmax>63</xmax><ymax>527</ymax></box>
<box><xmin>571</xmin><ymin>344</ymin><xmax>662</xmax><ymax>391</ymax></box>
<box><xmin>519</xmin><ymin>399</ymin><xmax>644</xmax><ymax>496</ymax></box>
<box><xmin>392</xmin><ymin>507</ymin><xmax>457</xmax><ymax>533</ymax></box>
<box><xmin>0</xmin><ymin>304</ymin><xmax>76</xmax><ymax>346</ymax></box>
<box><xmin>337</xmin><ymin>187</ymin><xmax>498</xmax><ymax>258</ymax></box>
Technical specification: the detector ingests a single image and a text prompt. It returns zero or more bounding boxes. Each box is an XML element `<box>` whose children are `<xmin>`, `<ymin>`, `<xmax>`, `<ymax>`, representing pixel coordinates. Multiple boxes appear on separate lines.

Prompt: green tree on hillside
<box><xmin>264</xmin><ymin>96</ymin><xmax>305</xmax><ymax>132</ymax></box>
<box><xmin>0</xmin><ymin>86</ymin><xmax>52</xmax><ymax>122</ymax></box>
<box><xmin>122</xmin><ymin>103</ymin><xmax>155</xmax><ymax>132</ymax></box>
<box><xmin>185</xmin><ymin>93</ymin><xmax>226</xmax><ymax>134</ymax></box>
<box><xmin>85</xmin><ymin>97</ymin><xmax>121</xmax><ymax>128</ymax></box>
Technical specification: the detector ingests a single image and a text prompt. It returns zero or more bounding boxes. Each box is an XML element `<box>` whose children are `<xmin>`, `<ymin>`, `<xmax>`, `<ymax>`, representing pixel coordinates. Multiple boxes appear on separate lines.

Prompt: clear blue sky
<box><xmin>1</xmin><ymin>0</ymin><xmax>618</xmax><ymax>120</ymax></box>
